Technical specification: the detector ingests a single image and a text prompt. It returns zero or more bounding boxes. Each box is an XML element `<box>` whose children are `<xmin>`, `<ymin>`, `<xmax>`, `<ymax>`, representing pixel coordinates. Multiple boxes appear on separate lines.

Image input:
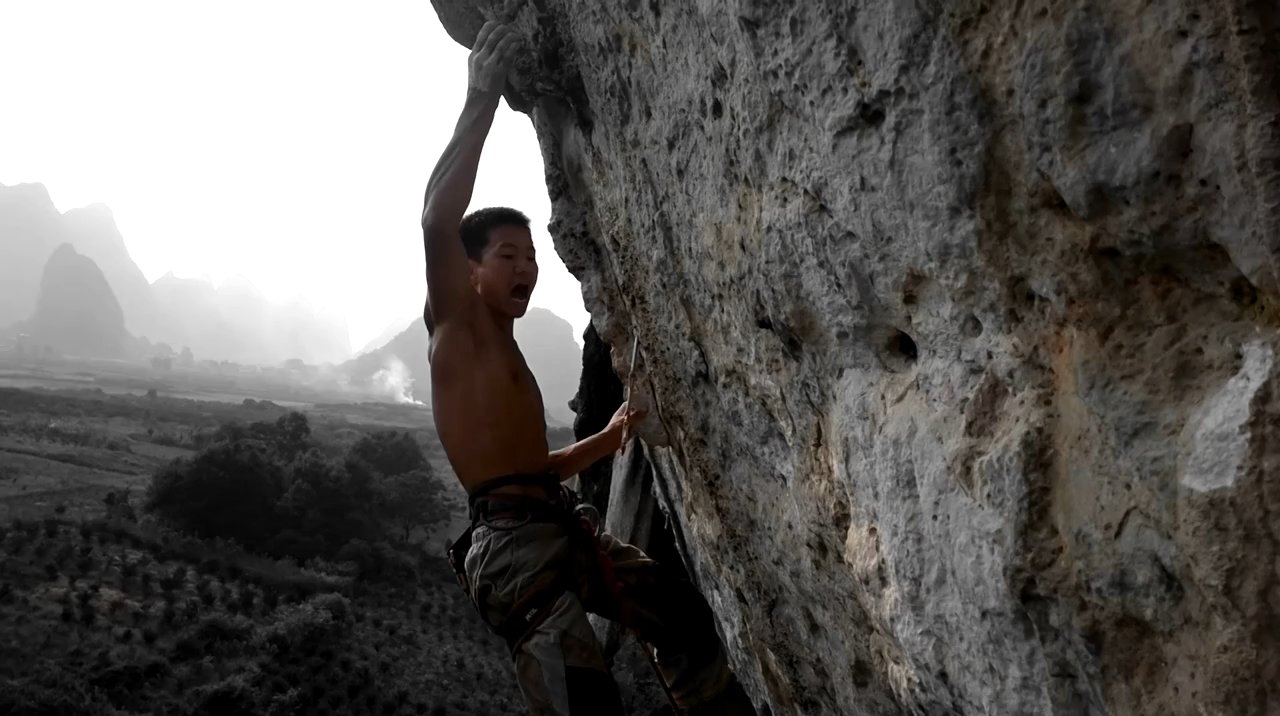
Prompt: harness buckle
<box><xmin>573</xmin><ymin>503</ymin><xmax>602</xmax><ymax>536</ymax></box>
<box><xmin>445</xmin><ymin>525</ymin><xmax>474</xmax><ymax>595</ymax></box>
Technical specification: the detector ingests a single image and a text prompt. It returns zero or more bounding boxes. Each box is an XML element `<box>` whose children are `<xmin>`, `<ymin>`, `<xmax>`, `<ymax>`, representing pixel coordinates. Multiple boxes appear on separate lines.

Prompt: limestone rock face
<box><xmin>432</xmin><ymin>2</ymin><xmax>1280</xmax><ymax>714</ymax></box>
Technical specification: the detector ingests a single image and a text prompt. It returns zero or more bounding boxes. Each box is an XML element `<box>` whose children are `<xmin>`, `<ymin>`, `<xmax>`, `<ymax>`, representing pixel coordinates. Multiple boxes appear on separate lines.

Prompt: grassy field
<box><xmin>0</xmin><ymin>367</ymin><xmax>667</xmax><ymax>716</ymax></box>
<box><xmin>0</xmin><ymin>383</ymin><xmax>529</xmax><ymax>715</ymax></box>
<box><xmin>0</xmin><ymin>382</ymin><xmax>465</xmax><ymax>525</ymax></box>
<box><xmin>0</xmin><ymin>515</ymin><xmax>528</xmax><ymax>715</ymax></box>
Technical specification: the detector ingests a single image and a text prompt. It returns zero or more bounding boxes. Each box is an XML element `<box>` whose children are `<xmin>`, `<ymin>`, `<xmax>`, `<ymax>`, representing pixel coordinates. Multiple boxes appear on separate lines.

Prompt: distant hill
<box><xmin>24</xmin><ymin>244</ymin><xmax>134</xmax><ymax>359</ymax></box>
<box><xmin>341</xmin><ymin>317</ymin><xmax>430</xmax><ymax>406</ymax></box>
<box><xmin>0</xmin><ymin>183</ymin><xmax>66</xmax><ymax>328</ymax></box>
<box><xmin>514</xmin><ymin>307</ymin><xmax>583</xmax><ymax>426</ymax></box>
<box><xmin>357</xmin><ymin>316</ymin><xmax>419</xmax><ymax>356</ymax></box>
<box><xmin>149</xmin><ymin>273</ymin><xmax>351</xmax><ymax>366</ymax></box>
<box><xmin>61</xmin><ymin>203</ymin><xmax>159</xmax><ymax>337</ymax></box>
<box><xmin>0</xmin><ymin>182</ymin><xmax>351</xmax><ymax>365</ymax></box>
<box><xmin>345</xmin><ymin>308</ymin><xmax>583</xmax><ymax>425</ymax></box>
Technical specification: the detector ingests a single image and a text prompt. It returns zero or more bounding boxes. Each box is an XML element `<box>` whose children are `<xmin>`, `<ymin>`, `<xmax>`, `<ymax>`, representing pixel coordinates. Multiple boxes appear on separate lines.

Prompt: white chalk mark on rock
<box><xmin>1181</xmin><ymin>340</ymin><xmax>1273</xmax><ymax>492</ymax></box>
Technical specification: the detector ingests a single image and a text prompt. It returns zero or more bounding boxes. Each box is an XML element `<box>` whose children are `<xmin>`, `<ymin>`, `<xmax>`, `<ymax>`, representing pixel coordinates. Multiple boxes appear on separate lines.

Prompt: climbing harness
<box><xmin>442</xmin><ymin>336</ymin><xmax>685</xmax><ymax>711</ymax></box>
<box><xmin>445</xmin><ymin>473</ymin><xmax>603</xmax><ymax>654</ymax></box>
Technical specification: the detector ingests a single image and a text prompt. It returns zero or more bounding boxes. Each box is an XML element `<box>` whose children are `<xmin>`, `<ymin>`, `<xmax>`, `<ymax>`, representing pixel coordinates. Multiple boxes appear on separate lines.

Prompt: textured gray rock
<box><xmin>431</xmin><ymin>1</ymin><xmax>1280</xmax><ymax>714</ymax></box>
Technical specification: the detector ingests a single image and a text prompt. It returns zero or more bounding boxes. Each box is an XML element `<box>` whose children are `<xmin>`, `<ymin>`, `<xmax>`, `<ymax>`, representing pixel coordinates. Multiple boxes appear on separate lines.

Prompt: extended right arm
<box><xmin>420</xmin><ymin>22</ymin><xmax>518</xmax><ymax>328</ymax></box>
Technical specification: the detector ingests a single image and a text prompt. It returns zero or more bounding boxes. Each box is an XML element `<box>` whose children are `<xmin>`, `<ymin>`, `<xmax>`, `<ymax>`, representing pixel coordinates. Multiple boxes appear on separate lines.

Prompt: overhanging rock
<box><xmin>431</xmin><ymin>1</ymin><xmax>1280</xmax><ymax>713</ymax></box>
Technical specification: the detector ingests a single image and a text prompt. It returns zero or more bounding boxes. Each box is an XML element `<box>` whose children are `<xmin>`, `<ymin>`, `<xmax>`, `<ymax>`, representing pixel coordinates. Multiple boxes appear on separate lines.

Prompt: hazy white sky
<box><xmin>0</xmin><ymin>0</ymin><xmax>589</xmax><ymax>350</ymax></box>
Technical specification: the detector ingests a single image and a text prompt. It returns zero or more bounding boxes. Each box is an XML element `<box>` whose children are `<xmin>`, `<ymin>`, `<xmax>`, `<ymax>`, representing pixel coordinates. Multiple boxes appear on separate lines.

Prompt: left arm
<box><xmin>546</xmin><ymin>404</ymin><xmax>646</xmax><ymax>479</ymax></box>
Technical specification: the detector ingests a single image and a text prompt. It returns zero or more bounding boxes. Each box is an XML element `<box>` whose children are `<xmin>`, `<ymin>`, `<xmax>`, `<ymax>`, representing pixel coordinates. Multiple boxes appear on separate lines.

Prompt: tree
<box><xmin>210</xmin><ymin>411</ymin><xmax>313</xmax><ymax>460</ymax></box>
<box><xmin>103</xmin><ymin>489</ymin><xmax>136</xmax><ymax>522</ymax></box>
<box><xmin>277</xmin><ymin>451</ymin><xmax>378</xmax><ymax>554</ymax></box>
<box><xmin>145</xmin><ymin>440</ymin><xmax>285</xmax><ymax>550</ymax></box>
<box><xmin>143</xmin><ymin>414</ymin><xmax>443</xmax><ymax>573</ymax></box>
<box><xmin>348</xmin><ymin>431</ymin><xmax>426</xmax><ymax>478</ymax></box>
<box><xmin>272</xmin><ymin>412</ymin><xmax>313</xmax><ymax>460</ymax></box>
<box><xmin>377</xmin><ymin>469</ymin><xmax>447</xmax><ymax>542</ymax></box>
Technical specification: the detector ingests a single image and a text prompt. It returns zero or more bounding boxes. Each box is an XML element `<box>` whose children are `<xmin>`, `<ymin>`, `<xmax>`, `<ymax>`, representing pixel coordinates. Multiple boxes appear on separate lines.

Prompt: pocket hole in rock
<box><xmin>880</xmin><ymin>329</ymin><xmax>918</xmax><ymax>371</ymax></box>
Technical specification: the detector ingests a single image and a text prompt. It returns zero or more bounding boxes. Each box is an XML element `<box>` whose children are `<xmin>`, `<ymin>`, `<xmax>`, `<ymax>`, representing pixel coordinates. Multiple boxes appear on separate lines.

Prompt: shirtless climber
<box><xmin>420</xmin><ymin>20</ymin><xmax>756</xmax><ymax>716</ymax></box>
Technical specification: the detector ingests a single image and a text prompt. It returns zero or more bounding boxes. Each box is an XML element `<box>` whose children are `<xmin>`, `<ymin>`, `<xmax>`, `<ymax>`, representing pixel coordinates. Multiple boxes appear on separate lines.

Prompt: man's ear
<box><xmin>468</xmin><ymin>260</ymin><xmax>482</xmax><ymax>291</ymax></box>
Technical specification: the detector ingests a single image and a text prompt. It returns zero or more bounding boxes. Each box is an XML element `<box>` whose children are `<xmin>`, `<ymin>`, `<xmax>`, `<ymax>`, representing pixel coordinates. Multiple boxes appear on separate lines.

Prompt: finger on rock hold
<box><xmin>481</xmin><ymin>24</ymin><xmax>508</xmax><ymax>53</ymax></box>
<box><xmin>475</xmin><ymin>21</ymin><xmax>497</xmax><ymax>48</ymax></box>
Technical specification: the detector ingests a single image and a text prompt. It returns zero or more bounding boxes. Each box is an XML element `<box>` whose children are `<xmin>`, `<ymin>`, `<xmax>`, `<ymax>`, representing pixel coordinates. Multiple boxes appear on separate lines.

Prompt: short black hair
<box><xmin>459</xmin><ymin>207</ymin><xmax>531</xmax><ymax>260</ymax></box>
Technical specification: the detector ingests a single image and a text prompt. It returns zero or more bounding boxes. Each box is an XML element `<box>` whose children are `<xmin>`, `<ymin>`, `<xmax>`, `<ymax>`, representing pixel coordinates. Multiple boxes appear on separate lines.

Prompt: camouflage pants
<box><xmin>465</xmin><ymin>515</ymin><xmax>737</xmax><ymax>715</ymax></box>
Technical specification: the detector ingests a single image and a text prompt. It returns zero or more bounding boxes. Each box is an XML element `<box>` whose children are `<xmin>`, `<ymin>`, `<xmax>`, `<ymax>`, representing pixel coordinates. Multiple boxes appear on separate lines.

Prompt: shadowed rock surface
<box><xmin>432</xmin><ymin>2</ymin><xmax>1280</xmax><ymax>714</ymax></box>
<box><xmin>570</xmin><ymin>323</ymin><xmax>625</xmax><ymax>512</ymax></box>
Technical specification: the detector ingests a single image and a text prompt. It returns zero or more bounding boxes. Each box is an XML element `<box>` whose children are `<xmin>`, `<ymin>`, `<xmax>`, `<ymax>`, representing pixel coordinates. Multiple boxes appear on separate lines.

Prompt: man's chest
<box><xmin>432</xmin><ymin>333</ymin><xmax>540</xmax><ymax>398</ymax></box>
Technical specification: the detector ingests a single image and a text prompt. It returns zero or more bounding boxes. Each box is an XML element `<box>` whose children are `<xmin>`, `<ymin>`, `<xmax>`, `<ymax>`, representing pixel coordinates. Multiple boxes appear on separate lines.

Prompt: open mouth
<box><xmin>510</xmin><ymin>284</ymin><xmax>532</xmax><ymax>302</ymax></box>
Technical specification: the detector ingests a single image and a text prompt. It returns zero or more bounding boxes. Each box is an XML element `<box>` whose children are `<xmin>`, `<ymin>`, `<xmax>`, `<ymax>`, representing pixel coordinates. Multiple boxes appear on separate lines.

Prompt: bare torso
<box><xmin>428</xmin><ymin>304</ymin><xmax>551</xmax><ymax>497</ymax></box>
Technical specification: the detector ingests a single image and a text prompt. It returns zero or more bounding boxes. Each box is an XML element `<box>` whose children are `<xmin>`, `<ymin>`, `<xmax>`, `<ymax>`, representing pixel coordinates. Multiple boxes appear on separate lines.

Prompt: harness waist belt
<box><xmin>468</xmin><ymin>472</ymin><xmax>560</xmax><ymax>503</ymax></box>
<box><xmin>472</xmin><ymin>495</ymin><xmax>572</xmax><ymax>525</ymax></box>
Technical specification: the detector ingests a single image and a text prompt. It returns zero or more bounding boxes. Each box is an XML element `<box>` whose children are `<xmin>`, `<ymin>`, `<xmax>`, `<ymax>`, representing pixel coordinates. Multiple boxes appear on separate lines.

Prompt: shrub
<box><xmin>103</xmin><ymin>490</ymin><xmax>136</xmax><ymax>522</ymax></box>
<box><xmin>146</xmin><ymin>440</ymin><xmax>286</xmax><ymax>550</ymax></box>
<box><xmin>140</xmin><ymin>412</ymin><xmax>447</xmax><ymax>579</ymax></box>
<box><xmin>0</xmin><ymin>661</ymin><xmax>111</xmax><ymax>715</ymax></box>
<box><xmin>263</xmin><ymin>530</ymin><xmax>327</xmax><ymax>562</ymax></box>
<box><xmin>189</xmin><ymin>673</ymin><xmax>262</xmax><ymax>716</ymax></box>
<box><xmin>88</xmin><ymin>657</ymin><xmax>172</xmax><ymax>712</ymax></box>
<box><xmin>310</xmin><ymin>593</ymin><xmax>352</xmax><ymax>624</ymax></box>
<box><xmin>160</xmin><ymin>565</ymin><xmax>186</xmax><ymax>591</ymax></box>
<box><xmin>376</xmin><ymin>469</ymin><xmax>447</xmax><ymax>543</ymax></box>
<box><xmin>348</xmin><ymin>431</ymin><xmax>428</xmax><ymax>477</ymax></box>
<box><xmin>192</xmin><ymin>612</ymin><xmax>254</xmax><ymax>644</ymax></box>
<box><xmin>256</xmin><ymin>606</ymin><xmax>340</xmax><ymax>655</ymax></box>
<box><xmin>213</xmin><ymin>411</ymin><xmax>314</xmax><ymax>460</ymax></box>
<box><xmin>276</xmin><ymin>451</ymin><xmax>379</xmax><ymax>555</ymax></box>
<box><xmin>334</xmin><ymin>539</ymin><xmax>375</xmax><ymax>574</ymax></box>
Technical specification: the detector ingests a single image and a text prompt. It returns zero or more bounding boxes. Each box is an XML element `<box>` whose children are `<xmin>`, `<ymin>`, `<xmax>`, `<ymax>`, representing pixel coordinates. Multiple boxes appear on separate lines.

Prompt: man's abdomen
<box><xmin>433</xmin><ymin>381</ymin><xmax>549</xmax><ymax>488</ymax></box>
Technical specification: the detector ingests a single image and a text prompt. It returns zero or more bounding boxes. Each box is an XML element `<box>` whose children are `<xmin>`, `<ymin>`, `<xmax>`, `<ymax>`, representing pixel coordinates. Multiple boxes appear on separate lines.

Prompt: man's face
<box><xmin>470</xmin><ymin>224</ymin><xmax>538</xmax><ymax>318</ymax></box>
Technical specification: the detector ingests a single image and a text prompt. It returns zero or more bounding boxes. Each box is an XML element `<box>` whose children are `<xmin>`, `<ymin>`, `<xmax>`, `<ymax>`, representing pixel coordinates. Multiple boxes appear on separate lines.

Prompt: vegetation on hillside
<box><xmin>145</xmin><ymin>412</ymin><xmax>446</xmax><ymax>578</ymax></box>
<box><xmin>0</xmin><ymin>392</ymin><xmax>526</xmax><ymax>715</ymax></box>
